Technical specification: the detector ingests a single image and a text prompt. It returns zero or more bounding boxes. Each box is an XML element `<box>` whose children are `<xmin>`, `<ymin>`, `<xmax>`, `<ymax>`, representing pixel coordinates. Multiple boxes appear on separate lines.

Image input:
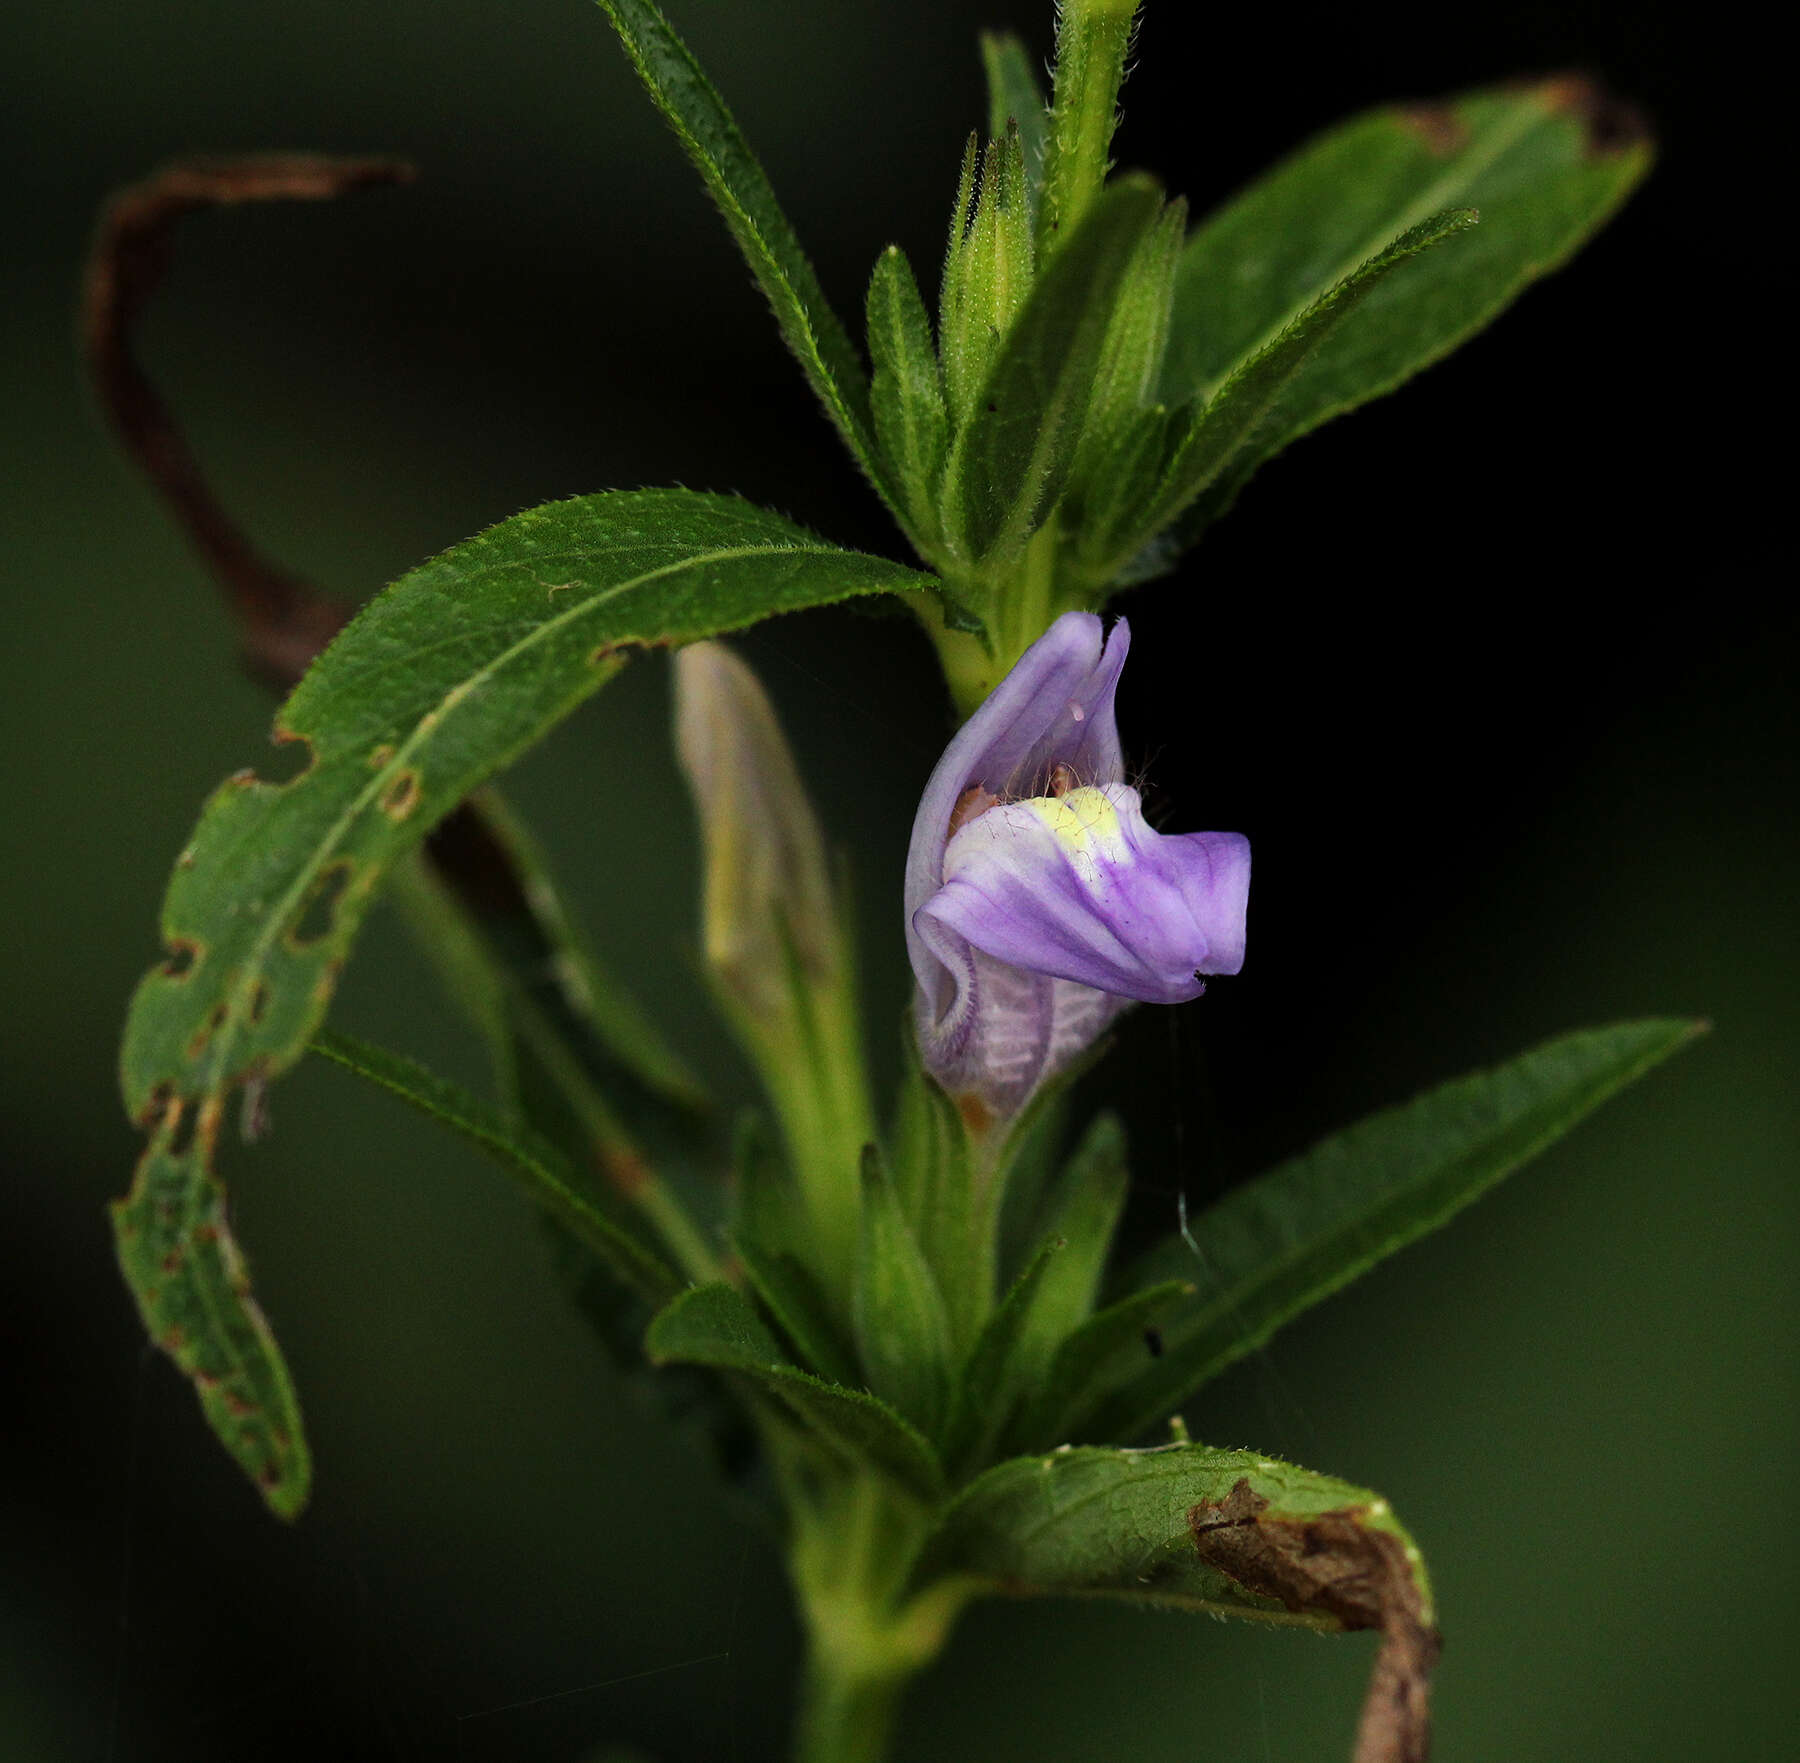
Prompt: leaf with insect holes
<box><xmin>115</xmin><ymin>488</ymin><xmax>931</xmax><ymax>1516</ymax></box>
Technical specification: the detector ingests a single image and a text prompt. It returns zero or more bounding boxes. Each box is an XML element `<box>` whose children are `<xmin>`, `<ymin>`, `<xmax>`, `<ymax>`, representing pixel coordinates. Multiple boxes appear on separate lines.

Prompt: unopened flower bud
<box><xmin>674</xmin><ymin>641</ymin><xmax>840</xmax><ymax>1022</ymax></box>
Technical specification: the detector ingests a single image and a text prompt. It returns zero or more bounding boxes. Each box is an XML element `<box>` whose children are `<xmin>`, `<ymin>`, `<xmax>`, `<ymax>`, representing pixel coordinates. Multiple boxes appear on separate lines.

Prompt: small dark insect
<box><xmin>1143</xmin><ymin>1326</ymin><xmax>1164</xmax><ymax>1359</ymax></box>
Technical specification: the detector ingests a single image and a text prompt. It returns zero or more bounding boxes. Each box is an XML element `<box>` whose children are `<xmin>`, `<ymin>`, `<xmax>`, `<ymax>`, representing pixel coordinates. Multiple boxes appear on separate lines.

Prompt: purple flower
<box><xmin>906</xmin><ymin>612</ymin><xmax>1249</xmax><ymax>1123</ymax></box>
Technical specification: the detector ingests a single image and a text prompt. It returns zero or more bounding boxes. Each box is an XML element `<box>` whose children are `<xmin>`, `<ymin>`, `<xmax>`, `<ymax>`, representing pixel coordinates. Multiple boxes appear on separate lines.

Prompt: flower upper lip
<box><xmin>905</xmin><ymin>610</ymin><xmax>1249</xmax><ymax>1117</ymax></box>
<box><xmin>904</xmin><ymin>611</ymin><xmax>1129</xmax><ymax>1024</ymax></box>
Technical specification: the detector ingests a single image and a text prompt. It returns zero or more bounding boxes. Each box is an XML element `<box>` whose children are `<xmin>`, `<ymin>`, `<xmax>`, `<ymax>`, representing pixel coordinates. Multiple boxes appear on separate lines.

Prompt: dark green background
<box><xmin>6</xmin><ymin>2</ymin><xmax>1789</xmax><ymax>1759</ymax></box>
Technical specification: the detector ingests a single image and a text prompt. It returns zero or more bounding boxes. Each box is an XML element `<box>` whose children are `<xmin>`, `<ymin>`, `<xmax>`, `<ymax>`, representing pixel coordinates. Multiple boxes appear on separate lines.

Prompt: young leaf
<box><xmin>940</xmin><ymin>128</ymin><xmax>1037</xmax><ymax>436</ymax></box>
<box><xmin>1038</xmin><ymin>0</ymin><xmax>1140</xmax><ymax>253</ymax></box>
<box><xmin>309</xmin><ymin>1027</ymin><xmax>680</xmax><ymax>1307</ymax></box>
<box><xmin>1006</xmin><ymin>1110</ymin><xmax>1130</xmax><ymax>1388</ymax></box>
<box><xmin>1088</xmin><ymin>207</ymin><xmax>1477</xmax><ymax>580</ymax></box>
<box><xmin>939</xmin><ymin>1234</ymin><xmax>1062</xmax><ymax>1472</ymax></box>
<box><xmin>592</xmin><ymin>0</ymin><xmax>896</xmax><ymax>511</ymax></box>
<box><xmin>1065</xmin><ymin>197</ymin><xmax>1185</xmax><ymax>499</ymax></box>
<box><xmin>1159</xmin><ymin>76</ymin><xmax>1652</xmax><ymax>543</ymax></box>
<box><xmin>945</xmin><ymin>175</ymin><xmax>1162</xmax><ymax>566</ymax></box>
<box><xmin>866</xmin><ymin>245</ymin><xmax>949</xmax><ymax>550</ymax></box>
<box><xmin>979</xmin><ymin>32</ymin><xmax>1049</xmax><ymax>215</ymax></box>
<box><xmin>855</xmin><ymin>1148</ymin><xmax>954</xmax><ymax>1436</ymax></box>
<box><xmin>1090</xmin><ymin>1019</ymin><xmax>1705</xmax><ymax>1442</ymax></box>
<box><xmin>919</xmin><ymin>1443</ymin><xmax>1438</xmax><ymax>1761</ymax></box>
<box><xmin>116</xmin><ymin>488</ymin><xmax>930</xmax><ymax>1512</ymax></box>
<box><xmin>1009</xmin><ymin>1278</ymin><xmax>1192</xmax><ymax>1452</ymax></box>
<box><xmin>647</xmin><ymin>1282</ymin><xmax>944</xmax><ymax>1498</ymax></box>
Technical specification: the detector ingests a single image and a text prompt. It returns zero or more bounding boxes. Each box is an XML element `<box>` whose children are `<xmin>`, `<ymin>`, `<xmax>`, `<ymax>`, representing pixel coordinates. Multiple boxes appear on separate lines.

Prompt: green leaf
<box><xmin>1010</xmin><ymin>1279</ymin><xmax>1192</xmax><ymax>1453</ymax></box>
<box><xmin>1159</xmin><ymin>77</ymin><xmax>1653</xmax><ymax>542</ymax></box>
<box><xmin>434</xmin><ymin>789</ymin><xmax>703</xmax><ymax>1110</ymax></box>
<box><xmin>116</xmin><ymin>488</ymin><xmax>929</xmax><ymax>1511</ymax></box>
<box><xmin>647</xmin><ymin>1282</ymin><xmax>944</xmax><ymax>1498</ymax></box>
<box><xmin>920</xmin><ymin>1442</ymin><xmax>1439</xmax><ymax>1760</ymax></box>
<box><xmin>1090</xmin><ymin>1019</ymin><xmax>1704</xmax><ymax>1442</ymax></box>
<box><xmin>1088</xmin><ymin>207</ymin><xmax>1475</xmax><ymax>580</ymax></box>
<box><xmin>1065</xmin><ymin>197</ymin><xmax>1185</xmax><ymax>499</ymax></box>
<box><xmin>855</xmin><ymin>1148</ymin><xmax>954</xmax><ymax>1436</ymax></box>
<box><xmin>979</xmin><ymin>31</ymin><xmax>1048</xmax><ymax>215</ymax></box>
<box><xmin>866</xmin><ymin>245</ymin><xmax>949</xmax><ymax>550</ymax></box>
<box><xmin>1006</xmin><ymin>1110</ymin><xmax>1130</xmax><ymax>1390</ymax></box>
<box><xmin>732</xmin><ymin>1112</ymin><xmax>861</xmax><ymax>1387</ymax></box>
<box><xmin>309</xmin><ymin>1027</ymin><xmax>680</xmax><ymax>1307</ymax></box>
<box><xmin>593</xmin><ymin>0</ymin><xmax>894</xmax><ymax>510</ymax></box>
<box><xmin>1038</xmin><ymin>0</ymin><xmax>1140</xmax><ymax>253</ymax></box>
<box><xmin>940</xmin><ymin>1234</ymin><xmax>1062</xmax><ymax>1472</ymax></box>
<box><xmin>110</xmin><ymin>1129</ymin><xmax>310</xmax><ymax>1519</ymax></box>
<box><xmin>940</xmin><ymin>127</ymin><xmax>1037</xmax><ymax>437</ymax></box>
<box><xmin>923</xmin><ymin>1441</ymin><xmax>1431</xmax><ymax>1621</ymax></box>
<box><xmin>946</xmin><ymin>174</ymin><xmax>1163</xmax><ymax>566</ymax></box>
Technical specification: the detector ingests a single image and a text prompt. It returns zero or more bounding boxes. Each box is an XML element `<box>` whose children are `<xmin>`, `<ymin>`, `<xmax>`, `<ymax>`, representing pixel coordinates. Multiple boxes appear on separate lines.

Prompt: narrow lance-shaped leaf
<box><xmin>116</xmin><ymin>488</ymin><xmax>931</xmax><ymax>1515</ymax></box>
<box><xmin>1006</xmin><ymin>1110</ymin><xmax>1130</xmax><ymax>1388</ymax></box>
<box><xmin>946</xmin><ymin>175</ymin><xmax>1162</xmax><ymax>567</ymax></box>
<box><xmin>1010</xmin><ymin>1278</ymin><xmax>1192</xmax><ymax>1453</ymax></box>
<box><xmin>939</xmin><ymin>1235</ymin><xmax>1062</xmax><ymax>1472</ymax></box>
<box><xmin>1159</xmin><ymin>76</ymin><xmax>1652</xmax><ymax>546</ymax></box>
<box><xmin>940</xmin><ymin>127</ymin><xmax>1036</xmax><ymax>437</ymax></box>
<box><xmin>1089</xmin><ymin>1019</ymin><xmax>1704</xmax><ymax>1443</ymax></box>
<box><xmin>1066</xmin><ymin>196</ymin><xmax>1185</xmax><ymax>496</ymax></box>
<box><xmin>593</xmin><ymin>0</ymin><xmax>897</xmax><ymax>513</ymax></box>
<box><xmin>1088</xmin><ymin>207</ymin><xmax>1476</xmax><ymax>581</ymax></box>
<box><xmin>308</xmin><ymin>1027</ymin><xmax>680</xmax><ymax>1307</ymax></box>
<box><xmin>919</xmin><ymin>1443</ymin><xmax>1438</xmax><ymax>1763</ymax></box>
<box><xmin>647</xmin><ymin>1281</ymin><xmax>945</xmax><ymax>1499</ymax></box>
<box><xmin>866</xmin><ymin>245</ymin><xmax>949</xmax><ymax>551</ymax></box>
<box><xmin>980</xmin><ymin>31</ymin><xmax>1049</xmax><ymax>220</ymax></box>
<box><xmin>855</xmin><ymin>1147</ymin><xmax>954</xmax><ymax>1436</ymax></box>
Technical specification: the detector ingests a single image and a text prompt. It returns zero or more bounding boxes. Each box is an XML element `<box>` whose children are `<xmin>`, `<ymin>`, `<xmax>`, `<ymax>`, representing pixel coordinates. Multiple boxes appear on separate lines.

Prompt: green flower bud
<box><xmin>673</xmin><ymin>641</ymin><xmax>873</xmax><ymax>1286</ymax></box>
<box><xmin>674</xmin><ymin>641</ymin><xmax>840</xmax><ymax>1018</ymax></box>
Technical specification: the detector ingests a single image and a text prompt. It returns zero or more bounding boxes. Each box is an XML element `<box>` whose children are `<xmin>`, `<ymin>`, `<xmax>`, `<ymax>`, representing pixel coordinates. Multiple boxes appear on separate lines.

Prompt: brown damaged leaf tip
<box><xmin>80</xmin><ymin>153</ymin><xmax>413</xmax><ymax>691</ymax></box>
<box><xmin>1190</xmin><ymin>1480</ymin><xmax>1441</xmax><ymax>1763</ymax></box>
<box><xmin>1536</xmin><ymin>73</ymin><xmax>1649</xmax><ymax>157</ymax></box>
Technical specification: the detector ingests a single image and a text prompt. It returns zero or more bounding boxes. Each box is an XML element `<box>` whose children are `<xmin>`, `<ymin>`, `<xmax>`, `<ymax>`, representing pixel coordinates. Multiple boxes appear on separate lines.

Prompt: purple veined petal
<box><xmin>904</xmin><ymin>612</ymin><xmax>1130</xmax><ymax>1021</ymax></box>
<box><xmin>918</xmin><ymin>785</ymin><xmax>1251</xmax><ymax>1006</ymax></box>
<box><xmin>910</xmin><ymin>919</ymin><xmax>1132</xmax><ymax>1120</ymax></box>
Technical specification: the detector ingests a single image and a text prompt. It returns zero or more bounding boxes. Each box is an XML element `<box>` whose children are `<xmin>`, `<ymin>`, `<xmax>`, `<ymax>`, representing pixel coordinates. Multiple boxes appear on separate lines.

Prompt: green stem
<box><xmin>1040</xmin><ymin>0</ymin><xmax>1141</xmax><ymax>253</ymax></box>
<box><xmin>929</xmin><ymin>518</ymin><xmax>1067</xmax><ymax>720</ymax></box>
<box><xmin>784</xmin><ymin>1472</ymin><xmax>974</xmax><ymax>1763</ymax></box>
<box><xmin>794</xmin><ymin>1657</ymin><xmax>905</xmax><ymax>1763</ymax></box>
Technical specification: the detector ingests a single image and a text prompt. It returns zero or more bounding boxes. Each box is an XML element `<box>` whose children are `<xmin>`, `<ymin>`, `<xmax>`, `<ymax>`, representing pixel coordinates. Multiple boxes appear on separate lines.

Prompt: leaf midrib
<box><xmin>200</xmin><ymin>538</ymin><xmax>846</xmax><ymax>1100</ymax></box>
<box><xmin>1190</xmin><ymin>96</ymin><xmax>1547</xmax><ymax>403</ymax></box>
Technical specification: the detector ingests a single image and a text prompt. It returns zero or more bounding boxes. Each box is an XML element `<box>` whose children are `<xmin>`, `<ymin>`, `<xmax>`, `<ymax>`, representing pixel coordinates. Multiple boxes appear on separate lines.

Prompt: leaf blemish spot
<box><xmin>1397</xmin><ymin>103</ymin><xmax>1468</xmax><ymax>156</ymax></box>
<box><xmin>163</xmin><ymin>1097</ymin><xmax>198</xmax><ymax>1159</ymax></box>
<box><xmin>285</xmin><ymin>860</ymin><xmax>355</xmax><ymax>949</ymax></box>
<box><xmin>379</xmin><ymin>768</ymin><xmax>423</xmax><ymax>821</ymax></box>
<box><xmin>187</xmin><ymin>999</ymin><xmax>230</xmax><ymax>1060</ymax></box>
